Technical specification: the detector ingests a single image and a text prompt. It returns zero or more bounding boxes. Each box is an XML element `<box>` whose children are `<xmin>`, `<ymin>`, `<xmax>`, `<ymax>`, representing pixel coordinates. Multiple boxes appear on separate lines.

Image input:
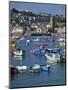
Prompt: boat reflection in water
<box><xmin>13</xmin><ymin>55</ymin><xmax>23</xmax><ymax>61</ymax></box>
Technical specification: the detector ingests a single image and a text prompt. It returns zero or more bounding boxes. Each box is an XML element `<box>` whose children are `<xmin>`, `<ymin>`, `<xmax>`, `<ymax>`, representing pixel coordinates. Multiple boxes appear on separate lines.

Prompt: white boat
<box><xmin>31</xmin><ymin>64</ymin><xmax>40</xmax><ymax>70</ymax></box>
<box><xmin>58</xmin><ymin>38</ymin><xmax>65</xmax><ymax>42</ymax></box>
<box><xmin>33</xmin><ymin>38</ymin><xmax>40</xmax><ymax>42</ymax></box>
<box><xmin>20</xmin><ymin>37</ymin><xmax>25</xmax><ymax>41</ymax></box>
<box><xmin>16</xmin><ymin>65</ymin><xmax>28</xmax><ymax>72</ymax></box>
<box><xmin>45</xmin><ymin>53</ymin><xmax>60</xmax><ymax>63</ymax></box>
<box><xmin>26</xmin><ymin>40</ymin><xmax>30</xmax><ymax>43</ymax></box>
<box><xmin>26</xmin><ymin>40</ymin><xmax>30</xmax><ymax>45</ymax></box>
<box><xmin>41</xmin><ymin>65</ymin><xmax>50</xmax><ymax>71</ymax></box>
<box><xmin>13</xmin><ymin>50</ymin><xmax>22</xmax><ymax>56</ymax></box>
<box><xmin>29</xmin><ymin>64</ymin><xmax>41</xmax><ymax>72</ymax></box>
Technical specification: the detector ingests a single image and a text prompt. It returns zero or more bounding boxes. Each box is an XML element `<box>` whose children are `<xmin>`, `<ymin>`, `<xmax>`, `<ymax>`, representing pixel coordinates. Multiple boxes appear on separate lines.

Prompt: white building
<box><xmin>11</xmin><ymin>26</ymin><xmax>23</xmax><ymax>34</ymax></box>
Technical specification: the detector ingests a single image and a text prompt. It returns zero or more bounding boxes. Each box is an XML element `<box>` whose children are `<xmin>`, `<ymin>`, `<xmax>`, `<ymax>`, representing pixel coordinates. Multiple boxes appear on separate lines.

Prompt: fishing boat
<box><xmin>10</xmin><ymin>36</ymin><xmax>20</xmax><ymax>40</ymax></box>
<box><xmin>12</xmin><ymin>49</ymin><xmax>25</xmax><ymax>56</ymax></box>
<box><xmin>10</xmin><ymin>43</ymin><xmax>16</xmax><ymax>48</ymax></box>
<box><xmin>41</xmin><ymin>65</ymin><xmax>50</xmax><ymax>71</ymax></box>
<box><xmin>33</xmin><ymin>38</ymin><xmax>40</xmax><ymax>42</ymax></box>
<box><xmin>13</xmin><ymin>50</ymin><xmax>22</xmax><ymax>56</ymax></box>
<box><xmin>10</xmin><ymin>41</ymin><xmax>16</xmax><ymax>48</ymax></box>
<box><xmin>29</xmin><ymin>64</ymin><xmax>41</xmax><ymax>73</ymax></box>
<box><xmin>46</xmin><ymin>48</ymin><xmax>60</xmax><ymax>53</ymax></box>
<box><xmin>45</xmin><ymin>53</ymin><xmax>60</xmax><ymax>63</ymax></box>
<box><xmin>16</xmin><ymin>65</ymin><xmax>28</xmax><ymax>72</ymax></box>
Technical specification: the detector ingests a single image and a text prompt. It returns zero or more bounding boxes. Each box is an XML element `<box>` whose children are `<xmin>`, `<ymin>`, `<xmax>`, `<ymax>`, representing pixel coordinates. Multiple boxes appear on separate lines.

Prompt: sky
<box><xmin>9</xmin><ymin>1</ymin><xmax>66</xmax><ymax>16</ymax></box>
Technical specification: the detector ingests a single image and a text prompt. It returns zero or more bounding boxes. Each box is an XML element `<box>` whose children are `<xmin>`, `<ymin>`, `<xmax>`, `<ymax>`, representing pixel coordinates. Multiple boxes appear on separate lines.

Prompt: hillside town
<box><xmin>10</xmin><ymin>8</ymin><xmax>65</xmax><ymax>37</ymax></box>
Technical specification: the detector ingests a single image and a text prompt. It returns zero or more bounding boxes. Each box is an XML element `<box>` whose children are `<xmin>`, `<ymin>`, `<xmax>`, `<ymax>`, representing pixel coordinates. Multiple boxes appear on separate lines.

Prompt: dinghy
<box><xmin>41</xmin><ymin>65</ymin><xmax>50</xmax><ymax>71</ymax></box>
<box><xmin>16</xmin><ymin>65</ymin><xmax>28</xmax><ymax>72</ymax></box>
<box><xmin>29</xmin><ymin>64</ymin><xmax>41</xmax><ymax>73</ymax></box>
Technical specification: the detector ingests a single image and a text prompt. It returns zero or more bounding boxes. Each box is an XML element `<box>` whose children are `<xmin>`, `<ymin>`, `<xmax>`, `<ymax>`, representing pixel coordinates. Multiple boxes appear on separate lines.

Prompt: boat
<box><xmin>45</xmin><ymin>53</ymin><xmax>60</xmax><ymax>63</ymax></box>
<box><xmin>46</xmin><ymin>48</ymin><xmax>60</xmax><ymax>53</ymax></box>
<box><xmin>16</xmin><ymin>65</ymin><xmax>28</xmax><ymax>72</ymax></box>
<box><xmin>13</xmin><ymin>50</ymin><xmax>22</xmax><ymax>56</ymax></box>
<box><xmin>33</xmin><ymin>38</ymin><xmax>40</xmax><ymax>42</ymax></box>
<box><xmin>10</xmin><ymin>41</ymin><xmax>16</xmax><ymax>48</ymax></box>
<box><xmin>10</xmin><ymin>36</ymin><xmax>20</xmax><ymax>40</ymax></box>
<box><xmin>26</xmin><ymin>39</ymin><xmax>30</xmax><ymax>45</ymax></box>
<box><xmin>29</xmin><ymin>64</ymin><xmax>41</xmax><ymax>73</ymax></box>
<box><xmin>12</xmin><ymin>49</ymin><xmax>25</xmax><ymax>56</ymax></box>
<box><xmin>31</xmin><ymin>49</ymin><xmax>45</xmax><ymax>55</ymax></box>
<box><xmin>10</xmin><ymin>43</ymin><xmax>16</xmax><ymax>48</ymax></box>
<box><xmin>41</xmin><ymin>65</ymin><xmax>50</xmax><ymax>71</ymax></box>
<box><xmin>58</xmin><ymin>38</ymin><xmax>65</xmax><ymax>42</ymax></box>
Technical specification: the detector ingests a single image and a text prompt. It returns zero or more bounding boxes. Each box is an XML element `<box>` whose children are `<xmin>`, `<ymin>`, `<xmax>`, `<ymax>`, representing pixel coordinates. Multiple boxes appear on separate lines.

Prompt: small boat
<box><xmin>13</xmin><ymin>50</ymin><xmax>22</xmax><ymax>56</ymax></box>
<box><xmin>33</xmin><ymin>38</ymin><xmax>40</xmax><ymax>42</ymax></box>
<box><xmin>20</xmin><ymin>37</ymin><xmax>25</xmax><ymax>41</ymax></box>
<box><xmin>58</xmin><ymin>38</ymin><xmax>65</xmax><ymax>42</ymax></box>
<box><xmin>10</xmin><ymin>43</ymin><xmax>16</xmax><ymax>48</ymax></box>
<box><xmin>10</xmin><ymin>36</ymin><xmax>20</xmax><ymax>40</ymax></box>
<box><xmin>26</xmin><ymin>40</ymin><xmax>30</xmax><ymax>45</ymax></box>
<box><xmin>16</xmin><ymin>65</ymin><xmax>28</xmax><ymax>72</ymax></box>
<box><xmin>29</xmin><ymin>64</ymin><xmax>41</xmax><ymax>73</ymax></box>
<box><xmin>45</xmin><ymin>53</ymin><xmax>60</xmax><ymax>63</ymax></box>
<box><xmin>12</xmin><ymin>49</ymin><xmax>25</xmax><ymax>56</ymax></box>
<box><xmin>41</xmin><ymin>65</ymin><xmax>50</xmax><ymax>71</ymax></box>
<box><xmin>10</xmin><ymin>41</ymin><xmax>16</xmax><ymax>48</ymax></box>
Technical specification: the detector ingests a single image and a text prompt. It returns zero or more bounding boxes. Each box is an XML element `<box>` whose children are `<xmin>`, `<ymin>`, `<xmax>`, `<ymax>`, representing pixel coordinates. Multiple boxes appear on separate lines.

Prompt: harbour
<box><xmin>9</xmin><ymin>2</ymin><xmax>66</xmax><ymax>88</ymax></box>
<box><xmin>10</xmin><ymin>35</ymin><xmax>66</xmax><ymax>88</ymax></box>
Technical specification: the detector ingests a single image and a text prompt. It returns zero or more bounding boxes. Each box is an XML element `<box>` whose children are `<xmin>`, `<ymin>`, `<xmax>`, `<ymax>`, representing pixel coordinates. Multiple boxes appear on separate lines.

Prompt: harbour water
<box><xmin>10</xmin><ymin>35</ymin><xmax>66</xmax><ymax>88</ymax></box>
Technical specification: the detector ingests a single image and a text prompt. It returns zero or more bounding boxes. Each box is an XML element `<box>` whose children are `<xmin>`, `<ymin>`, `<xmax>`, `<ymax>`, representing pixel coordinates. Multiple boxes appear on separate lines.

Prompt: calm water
<box><xmin>10</xmin><ymin>35</ymin><xmax>66</xmax><ymax>88</ymax></box>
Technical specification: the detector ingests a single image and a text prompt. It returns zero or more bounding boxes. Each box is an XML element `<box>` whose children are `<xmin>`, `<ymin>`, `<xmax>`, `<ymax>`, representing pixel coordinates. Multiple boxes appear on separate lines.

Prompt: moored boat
<box><xmin>41</xmin><ymin>65</ymin><xmax>50</xmax><ymax>71</ymax></box>
<box><xmin>16</xmin><ymin>65</ymin><xmax>28</xmax><ymax>72</ymax></box>
<box><xmin>12</xmin><ymin>49</ymin><xmax>25</xmax><ymax>56</ymax></box>
<box><xmin>33</xmin><ymin>38</ymin><xmax>40</xmax><ymax>42</ymax></box>
<box><xmin>10</xmin><ymin>41</ymin><xmax>16</xmax><ymax>48</ymax></box>
<box><xmin>45</xmin><ymin>53</ymin><xmax>60</xmax><ymax>63</ymax></box>
<box><xmin>10</xmin><ymin>36</ymin><xmax>20</xmax><ymax>40</ymax></box>
<box><xmin>29</xmin><ymin>64</ymin><xmax>41</xmax><ymax>73</ymax></box>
